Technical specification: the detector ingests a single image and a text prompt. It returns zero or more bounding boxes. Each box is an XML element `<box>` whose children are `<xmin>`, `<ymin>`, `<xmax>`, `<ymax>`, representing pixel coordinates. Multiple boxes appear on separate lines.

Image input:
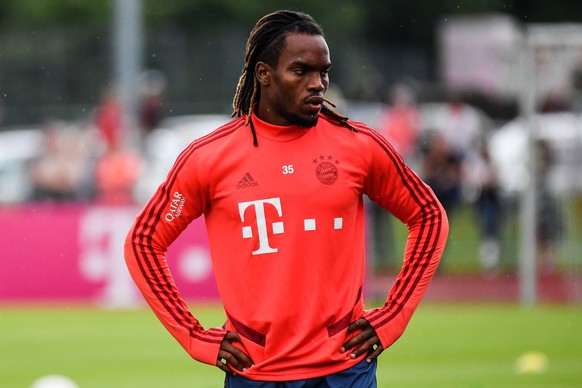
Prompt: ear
<box><xmin>255</xmin><ymin>61</ymin><xmax>271</xmax><ymax>86</ymax></box>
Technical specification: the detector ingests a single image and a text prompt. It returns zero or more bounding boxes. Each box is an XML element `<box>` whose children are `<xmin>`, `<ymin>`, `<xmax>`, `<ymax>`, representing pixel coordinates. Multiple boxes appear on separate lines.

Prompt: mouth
<box><xmin>305</xmin><ymin>95</ymin><xmax>324</xmax><ymax>111</ymax></box>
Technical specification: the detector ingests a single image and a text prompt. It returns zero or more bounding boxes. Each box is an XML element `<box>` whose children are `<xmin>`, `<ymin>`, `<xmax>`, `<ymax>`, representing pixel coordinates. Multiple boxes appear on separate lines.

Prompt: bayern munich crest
<box><xmin>313</xmin><ymin>155</ymin><xmax>339</xmax><ymax>185</ymax></box>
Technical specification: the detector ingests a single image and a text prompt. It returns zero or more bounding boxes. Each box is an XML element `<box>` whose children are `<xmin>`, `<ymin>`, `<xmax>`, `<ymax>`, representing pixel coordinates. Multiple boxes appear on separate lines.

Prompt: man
<box><xmin>124</xmin><ymin>10</ymin><xmax>448</xmax><ymax>387</ymax></box>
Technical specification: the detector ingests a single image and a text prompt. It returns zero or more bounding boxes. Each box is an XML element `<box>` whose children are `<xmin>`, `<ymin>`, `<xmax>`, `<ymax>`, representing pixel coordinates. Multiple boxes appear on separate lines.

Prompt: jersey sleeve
<box><xmin>362</xmin><ymin>129</ymin><xmax>449</xmax><ymax>349</ymax></box>
<box><xmin>124</xmin><ymin>143</ymin><xmax>227</xmax><ymax>366</ymax></box>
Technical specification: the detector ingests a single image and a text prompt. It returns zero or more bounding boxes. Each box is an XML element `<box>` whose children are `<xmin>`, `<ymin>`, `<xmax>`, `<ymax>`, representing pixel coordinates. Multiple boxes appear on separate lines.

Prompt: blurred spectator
<box><xmin>139</xmin><ymin>69</ymin><xmax>167</xmax><ymax>135</ymax></box>
<box><xmin>426</xmin><ymin>94</ymin><xmax>506</xmax><ymax>274</ymax></box>
<box><xmin>427</xmin><ymin>93</ymin><xmax>489</xmax><ymax>208</ymax></box>
<box><xmin>434</xmin><ymin>93</ymin><xmax>483</xmax><ymax>164</ymax></box>
<box><xmin>94</xmin><ymin>144</ymin><xmax>143</xmax><ymax>205</ymax></box>
<box><xmin>535</xmin><ymin>139</ymin><xmax>564</xmax><ymax>277</ymax></box>
<box><xmin>469</xmin><ymin>144</ymin><xmax>502</xmax><ymax>275</ymax></box>
<box><xmin>94</xmin><ymin>85</ymin><xmax>123</xmax><ymax>151</ymax></box>
<box><xmin>377</xmin><ymin>84</ymin><xmax>421</xmax><ymax>161</ymax></box>
<box><xmin>540</xmin><ymin>90</ymin><xmax>570</xmax><ymax>113</ymax></box>
<box><xmin>420</xmin><ymin>131</ymin><xmax>462</xmax><ymax>214</ymax></box>
<box><xmin>29</xmin><ymin>121</ymin><xmax>89</xmax><ymax>202</ymax></box>
<box><xmin>370</xmin><ymin>84</ymin><xmax>421</xmax><ymax>274</ymax></box>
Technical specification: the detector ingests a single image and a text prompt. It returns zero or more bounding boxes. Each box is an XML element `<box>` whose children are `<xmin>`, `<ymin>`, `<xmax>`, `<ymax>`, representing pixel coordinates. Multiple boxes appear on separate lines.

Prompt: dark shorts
<box><xmin>224</xmin><ymin>357</ymin><xmax>377</xmax><ymax>388</ymax></box>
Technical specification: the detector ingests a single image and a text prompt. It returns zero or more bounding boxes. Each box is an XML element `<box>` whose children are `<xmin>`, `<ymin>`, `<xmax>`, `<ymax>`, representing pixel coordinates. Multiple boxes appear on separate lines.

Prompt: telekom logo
<box><xmin>238</xmin><ymin>197</ymin><xmax>343</xmax><ymax>256</ymax></box>
<box><xmin>239</xmin><ymin>198</ymin><xmax>284</xmax><ymax>255</ymax></box>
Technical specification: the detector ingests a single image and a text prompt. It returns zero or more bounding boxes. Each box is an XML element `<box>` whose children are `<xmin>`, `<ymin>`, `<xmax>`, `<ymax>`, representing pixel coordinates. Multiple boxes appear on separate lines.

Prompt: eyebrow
<box><xmin>291</xmin><ymin>60</ymin><xmax>332</xmax><ymax>69</ymax></box>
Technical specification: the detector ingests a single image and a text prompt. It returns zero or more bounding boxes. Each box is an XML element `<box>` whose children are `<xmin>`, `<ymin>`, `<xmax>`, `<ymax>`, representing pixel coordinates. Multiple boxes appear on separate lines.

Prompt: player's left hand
<box><xmin>217</xmin><ymin>331</ymin><xmax>254</xmax><ymax>374</ymax></box>
<box><xmin>341</xmin><ymin>318</ymin><xmax>384</xmax><ymax>362</ymax></box>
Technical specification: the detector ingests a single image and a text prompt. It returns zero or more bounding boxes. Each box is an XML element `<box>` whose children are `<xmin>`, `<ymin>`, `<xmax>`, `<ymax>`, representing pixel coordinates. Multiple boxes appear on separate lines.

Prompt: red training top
<box><xmin>124</xmin><ymin>112</ymin><xmax>448</xmax><ymax>381</ymax></box>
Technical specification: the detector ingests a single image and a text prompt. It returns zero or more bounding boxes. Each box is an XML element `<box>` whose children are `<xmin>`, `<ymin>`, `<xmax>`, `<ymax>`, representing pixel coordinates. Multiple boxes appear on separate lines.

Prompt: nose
<box><xmin>308</xmin><ymin>73</ymin><xmax>326</xmax><ymax>92</ymax></box>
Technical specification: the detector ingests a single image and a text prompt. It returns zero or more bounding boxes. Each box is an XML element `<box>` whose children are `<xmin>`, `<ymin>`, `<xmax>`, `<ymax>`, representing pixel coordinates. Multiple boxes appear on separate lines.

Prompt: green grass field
<box><xmin>2</xmin><ymin>303</ymin><xmax>581</xmax><ymax>387</ymax></box>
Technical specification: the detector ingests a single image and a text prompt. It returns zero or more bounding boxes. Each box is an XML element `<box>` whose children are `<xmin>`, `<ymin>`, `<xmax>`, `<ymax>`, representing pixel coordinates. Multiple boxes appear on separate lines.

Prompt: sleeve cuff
<box><xmin>188</xmin><ymin>327</ymin><xmax>228</xmax><ymax>366</ymax></box>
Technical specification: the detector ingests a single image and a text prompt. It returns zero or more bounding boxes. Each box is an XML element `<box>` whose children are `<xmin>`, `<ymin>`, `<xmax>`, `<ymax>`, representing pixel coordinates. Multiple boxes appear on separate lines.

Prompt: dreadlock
<box><xmin>232</xmin><ymin>10</ymin><xmax>356</xmax><ymax>146</ymax></box>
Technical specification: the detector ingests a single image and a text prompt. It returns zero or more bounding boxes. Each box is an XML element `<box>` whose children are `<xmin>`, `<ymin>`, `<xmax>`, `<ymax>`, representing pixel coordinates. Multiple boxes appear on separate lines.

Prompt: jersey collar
<box><xmin>251</xmin><ymin>112</ymin><xmax>312</xmax><ymax>142</ymax></box>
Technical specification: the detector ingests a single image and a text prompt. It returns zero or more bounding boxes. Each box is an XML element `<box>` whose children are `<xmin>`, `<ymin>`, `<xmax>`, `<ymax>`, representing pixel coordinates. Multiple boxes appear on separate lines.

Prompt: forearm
<box><xmin>124</xmin><ymin>224</ymin><xmax>227</xmax><ymax>365</ymax></box>
<box><xmin>364</xmin><ymin>199</ymin><xmax>448</xmax><ymax>348</ymax></box>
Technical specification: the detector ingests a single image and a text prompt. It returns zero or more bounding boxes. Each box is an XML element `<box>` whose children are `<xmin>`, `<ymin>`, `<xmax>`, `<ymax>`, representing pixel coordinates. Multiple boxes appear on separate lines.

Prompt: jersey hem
<box><xmin>237</xmin><ymin>354</ymin><xmax>366</xmax><ymax>382</ymax></box>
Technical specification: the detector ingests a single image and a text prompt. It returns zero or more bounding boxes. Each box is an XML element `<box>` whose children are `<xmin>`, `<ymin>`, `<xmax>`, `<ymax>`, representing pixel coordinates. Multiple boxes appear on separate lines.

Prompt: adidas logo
<box><xmin>236</xmin><ymin>172</ymin><xmax>259</xmax><ymax>189</ymax></box>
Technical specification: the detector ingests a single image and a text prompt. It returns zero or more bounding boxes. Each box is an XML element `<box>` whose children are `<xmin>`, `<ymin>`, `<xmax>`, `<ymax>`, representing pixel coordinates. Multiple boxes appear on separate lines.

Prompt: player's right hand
<box><xmin>216</xmin><ymin>332</ymin><xmax>254</xmax><ymax>374</ymax></box>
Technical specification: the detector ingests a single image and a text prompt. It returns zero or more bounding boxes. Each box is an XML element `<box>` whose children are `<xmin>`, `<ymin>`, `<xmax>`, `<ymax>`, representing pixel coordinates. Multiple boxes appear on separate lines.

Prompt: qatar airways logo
<box><xmin>165</xmin><ymin>191</ymin><xmax>186</xmax><ymax>222</ymax></box>
<box><xmin>238</xmin><ymin>197</ymin><xmax>344</xmax><ymax>256</ymax></box>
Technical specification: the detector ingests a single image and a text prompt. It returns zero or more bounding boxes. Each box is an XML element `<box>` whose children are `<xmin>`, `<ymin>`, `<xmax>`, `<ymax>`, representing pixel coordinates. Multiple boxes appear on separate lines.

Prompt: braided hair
<box><xmin>232</xmin><ymin>10</ymin><xmax>355</xmax><ymax>146</ymax></box>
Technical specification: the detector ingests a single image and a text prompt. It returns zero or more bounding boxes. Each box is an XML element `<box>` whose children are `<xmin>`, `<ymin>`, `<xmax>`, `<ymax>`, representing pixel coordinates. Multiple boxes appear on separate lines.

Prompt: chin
<box><xmin>292</xmin><ymin>114</ymin><xmax>319</xmax><ymax>128</ymax></box>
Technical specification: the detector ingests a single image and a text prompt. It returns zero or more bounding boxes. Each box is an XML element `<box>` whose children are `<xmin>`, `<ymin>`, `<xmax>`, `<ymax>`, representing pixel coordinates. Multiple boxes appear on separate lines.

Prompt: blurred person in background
<box><xmin>125</xmin><ymin>10</ymin><xmax>448</xmax><ymax>387</ymax></box>
<box><xmin>94</xmin><ymin>85</ymin><xmax>123</xmax><ymax>152</ymax></box>
<box><xmin>423</xmin><ymin>93</ymin><xmax>496</xmax><ymax>274</ymax></box>
<box><xmin>139</xmin><ymin>69</ymin><xmax>167</xmax><ymax>135</ymax></box>
<box><xmin>420</xmin><ymin>130</ymin><xmax>462</xmax><ymax>215</ymax></box>
<box><xmin>91</xmin><ymin>81</ymin><xmax>144</xmax><ymax>205</ymax></box>
<box><xmin>468</xmin><ymin>143</ymin><xmax>502</xmax><ymax>276</ymax></box>
<box><xmin>377</xmin><ymin>84</ymin><xmax>421</xmax><ymax>163</ymax></box>
<box><xmin>431</xmin><ymin>92</ymin><xmax>485</xmax><ymax>212</ymax></box>
<box><xmin>370</xmin><ymin>83</ymin><xmax>421</xmax><ymax>274</ymax></box>
<box><xmin>434</xmin><ymin>93</ymin><xmax>482</xmax><ymax>163</ymax></box>
<box><xmin>29</xmin><ymin>120</ymin><xmax>90</xmax><ymax>202</ymax></box>
<box><xmin>94</xmin><ymin>142</ymin><xmax>143</xmax><ymax>205</ymax></box>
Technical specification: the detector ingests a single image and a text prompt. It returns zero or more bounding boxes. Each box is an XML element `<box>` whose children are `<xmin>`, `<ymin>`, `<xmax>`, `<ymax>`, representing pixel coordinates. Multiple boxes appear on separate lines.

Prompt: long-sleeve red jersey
<box><xmin>124</xmin><ymin>112</ymin><xmax>448</xmax><ymax>381</ymax></box>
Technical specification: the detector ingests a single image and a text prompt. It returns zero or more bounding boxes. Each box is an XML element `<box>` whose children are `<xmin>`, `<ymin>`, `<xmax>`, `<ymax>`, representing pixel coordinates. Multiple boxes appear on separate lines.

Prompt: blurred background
<box><xmin>1</xmin><ymin>1</ymin><xmax>582</xmax><ymax>386</ymax></box>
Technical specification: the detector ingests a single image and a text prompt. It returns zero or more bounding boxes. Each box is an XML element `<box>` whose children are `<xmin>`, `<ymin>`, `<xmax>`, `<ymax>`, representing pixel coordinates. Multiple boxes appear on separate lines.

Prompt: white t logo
<box><xmin>238</xmin><ymin>197</ymin><xmax>284</xmax><ymax>255</ymax></box>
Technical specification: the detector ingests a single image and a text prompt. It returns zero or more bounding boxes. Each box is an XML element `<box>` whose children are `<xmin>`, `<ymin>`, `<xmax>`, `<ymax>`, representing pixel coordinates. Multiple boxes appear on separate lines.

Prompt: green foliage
<box><xmin>142</xmin><ymin>0</ymin><xmax>364</xmax><ymax>36</ymax></box>
<box><xmin>0</xmin><ymin>0</ymin><xmax>110</xmax><ymax>27</ymax></box>
<box><xmin>2</xmin><ymin>1</ymin><xmax>580</xmax><ymax>36</ymax></box>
